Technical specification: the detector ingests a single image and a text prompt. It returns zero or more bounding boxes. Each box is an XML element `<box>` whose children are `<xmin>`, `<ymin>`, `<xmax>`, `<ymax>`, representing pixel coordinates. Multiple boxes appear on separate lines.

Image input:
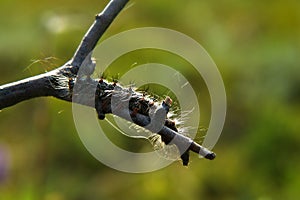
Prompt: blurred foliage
<box><xmin>1</xmin><ymin>0</ymin><xmax>300</xmax><ymax>199</ymax></box>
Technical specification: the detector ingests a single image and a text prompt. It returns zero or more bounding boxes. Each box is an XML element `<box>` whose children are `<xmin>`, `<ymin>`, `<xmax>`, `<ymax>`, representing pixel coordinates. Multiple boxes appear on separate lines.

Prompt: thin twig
<box><xmin>71</xmin><ymin>0</ymin><xmax>129</xmax><ymax>73</ymax></box>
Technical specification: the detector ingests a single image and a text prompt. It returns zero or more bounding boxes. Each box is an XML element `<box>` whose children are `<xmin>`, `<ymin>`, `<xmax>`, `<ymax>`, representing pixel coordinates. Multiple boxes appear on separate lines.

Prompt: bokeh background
<box><xmin>1</xmin><ymin>0</ymin><xmax>300</xmax><ymax>199</ymax></box>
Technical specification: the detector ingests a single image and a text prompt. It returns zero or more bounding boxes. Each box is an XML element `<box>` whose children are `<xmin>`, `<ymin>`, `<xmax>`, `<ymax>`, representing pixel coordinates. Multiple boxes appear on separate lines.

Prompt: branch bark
<box><xmin>71</xmin><ymin>0</ymin><xmax>129</xmax><ymax>73</ymax></box>
<box><xmin>0</xmin><ymin>0</ymin><xmax>215</xmax><ymax>166</ymax></box>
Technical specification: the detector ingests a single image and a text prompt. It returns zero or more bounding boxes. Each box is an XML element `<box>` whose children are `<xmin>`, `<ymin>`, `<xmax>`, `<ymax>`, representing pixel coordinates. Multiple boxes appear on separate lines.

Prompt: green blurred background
<box><xmin>1</xmin><ymin>0</ymin><xmax>300</xmax><ymax>199</ymax></box>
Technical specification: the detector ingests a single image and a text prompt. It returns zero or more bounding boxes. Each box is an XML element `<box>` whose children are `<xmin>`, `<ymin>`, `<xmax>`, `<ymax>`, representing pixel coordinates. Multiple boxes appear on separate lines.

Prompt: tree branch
<box><xmin>0</xmin><ymin>73</ymin><xmax>54</xmax><ymax>108</ymax></box>
<box><xmin>0</xmin><ymin>0</ymin><xmax>216</xmax><ymax>166</ymax></box>
<box><xmin>71</xmin><ymin>0</ymin><xmax>129</xmax><ymax>73</ymax></box>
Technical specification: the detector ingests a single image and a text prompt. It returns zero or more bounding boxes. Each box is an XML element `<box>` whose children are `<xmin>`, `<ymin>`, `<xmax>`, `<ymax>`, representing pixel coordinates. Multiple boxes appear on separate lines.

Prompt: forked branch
<box><xmin>0</xmin><ymin>0</ymin><xmax>215</xmax><ymax>166</ymax></box>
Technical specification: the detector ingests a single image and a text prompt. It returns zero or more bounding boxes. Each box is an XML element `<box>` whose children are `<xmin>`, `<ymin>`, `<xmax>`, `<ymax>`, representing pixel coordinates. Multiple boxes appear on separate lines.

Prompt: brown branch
<box><xmin>0</xmin><ymin>0</ymin><xmax>215</xmax><ymax>166</ymax></box>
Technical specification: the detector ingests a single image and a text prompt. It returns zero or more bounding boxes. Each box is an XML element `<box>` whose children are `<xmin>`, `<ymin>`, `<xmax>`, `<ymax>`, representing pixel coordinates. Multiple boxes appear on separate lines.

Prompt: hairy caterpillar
<box><xmin>94</xmin><ymin>78</ymin><xmax>199</xmax><ymax>165</ymax></box>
